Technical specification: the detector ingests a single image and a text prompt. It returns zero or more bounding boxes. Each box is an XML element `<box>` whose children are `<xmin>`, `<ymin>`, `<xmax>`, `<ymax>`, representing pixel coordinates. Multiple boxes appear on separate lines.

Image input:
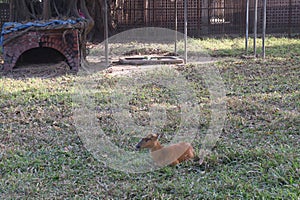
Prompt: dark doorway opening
<box><xmin>16</xmin><ymin>47</ymin><xmax>66</xmax><ymax>67</ymax></box>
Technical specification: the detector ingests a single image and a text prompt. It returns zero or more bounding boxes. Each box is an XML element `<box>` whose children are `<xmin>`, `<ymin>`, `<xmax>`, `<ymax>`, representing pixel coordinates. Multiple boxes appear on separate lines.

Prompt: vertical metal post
<box><xmin>254</xmin><ymin>0</ymin><xmax>258</xmax><ymax>57</ymax></box>
<box><xmin>184</xmin><ymin>0</ymin><xmax>188</xmax><ymax>63</ymax></box>
<box><xmin>104</xmin><ymin>0</ymin><xmax>109</xmax><ymax>66</ymax></box>
<box><xmin>288</xmin><ymin>0</ymin><xmax>292</xmax><ymax>37</ymax></box>
<box><xmin>175</xmin><ymin>0</ymin><xmax>178</xmax><ymax>54</ymax></box>
<box><xmin>262</xmin><ymin>0</ymin><xmax>267</xmax><ymax>59</ymax></box>
<box><xmin>245</xmin><ymin>0</ymin><xmax>249</xmax><ymax>53</ymax></box>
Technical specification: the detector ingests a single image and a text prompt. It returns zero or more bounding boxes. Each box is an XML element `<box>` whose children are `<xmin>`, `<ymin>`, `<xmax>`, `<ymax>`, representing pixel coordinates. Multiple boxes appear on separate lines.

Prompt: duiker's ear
<box><xmin>152</xmin><ymin>133</ymin><xmax>159</xmax><ymax>139</ymax></box>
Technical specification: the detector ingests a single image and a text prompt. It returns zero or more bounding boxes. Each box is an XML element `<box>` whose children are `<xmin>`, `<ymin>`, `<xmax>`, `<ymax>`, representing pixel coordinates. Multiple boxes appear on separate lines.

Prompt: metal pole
<box><xmin>104</xmin><ymin>0</ymin><xmax>109</xmax><ymax>66</ymax></box>
<box><xmin>175</xmin><ymin>0</ymin><xmax>178</xmax><ymax>54</ymax></box>
<box><xmin>288</xmin><ymin>0</ymin><xmax>292</xmax><ymax>37</ymax></box>
<box><xmin>254</xmin><ymin>0</ymin><xmax>258</xmax><ymax>57</ymax></box>
<box><xmin>245</xmin><ymin>0</ymin><xmax>249</xmax><ymax>53</ymax></box>
<box><xmin>184</xmin><ymin>0</ymin><xmax>188</xmax><ymax>63</ymax></box>
<box><xmin>262</xmin><ymin>0</ymin><xmax>267</xmax><ymax>59</ymax></box>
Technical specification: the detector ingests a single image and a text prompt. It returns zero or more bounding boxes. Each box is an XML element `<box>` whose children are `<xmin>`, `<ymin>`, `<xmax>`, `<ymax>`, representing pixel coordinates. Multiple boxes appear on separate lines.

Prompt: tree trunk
<box><xmin>8</xmin><ymin>0</ymin><xmax>99</xmax><ymax>58</ymax></box>
<box><xmin>43</xmin><ymin>0</ymin><xmax>51</xmax><ymax>20</ymax></box>
<box><xmin>9</xmin><ymin>0</ymin><xmax>115</xmax><ymax>42</ymax></box>
<box><xmin>86</xmin><ymin>0</ymin><xmax>115</xmax><ymax>41</ymax></box>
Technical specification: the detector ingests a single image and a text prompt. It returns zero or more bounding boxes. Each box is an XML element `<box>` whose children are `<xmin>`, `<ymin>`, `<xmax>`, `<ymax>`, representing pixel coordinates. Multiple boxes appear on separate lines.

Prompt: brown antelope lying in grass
<box><xmin>135</xmin><ymin>133</ymin><xmax>195</xmax><ymax>166</ymax></box>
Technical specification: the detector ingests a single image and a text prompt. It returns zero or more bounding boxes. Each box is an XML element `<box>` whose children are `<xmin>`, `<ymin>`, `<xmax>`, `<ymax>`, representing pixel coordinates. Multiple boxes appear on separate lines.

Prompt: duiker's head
<box><xmin>135</xmin><ymin>133</ymin><xmax>159</xmax><ymax>150</ymax></box>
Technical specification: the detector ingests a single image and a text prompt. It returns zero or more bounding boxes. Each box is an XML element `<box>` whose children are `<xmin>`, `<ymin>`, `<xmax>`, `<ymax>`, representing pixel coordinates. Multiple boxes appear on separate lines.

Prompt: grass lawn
<box><xmin>0</xmin><ymin>37</ymin><xmax>299</xmax><ymax>199</ymax></box>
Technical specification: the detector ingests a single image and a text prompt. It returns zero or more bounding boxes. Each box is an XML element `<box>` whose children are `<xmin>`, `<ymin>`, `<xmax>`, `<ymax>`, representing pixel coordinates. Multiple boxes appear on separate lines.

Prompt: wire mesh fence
<box><xmin>115</xmin><ymin>0</ymin><xmax>300</xmax><ymax>37</ymax></box>
<box><xmin>0</xmin><ymin>0</ymin><xmax>299</xmax><ymax>38</ymax></box>
<box><xmin>0</xmin><ymin>2</ymin><xmax>9</xmax><ymax>30</ymax></box>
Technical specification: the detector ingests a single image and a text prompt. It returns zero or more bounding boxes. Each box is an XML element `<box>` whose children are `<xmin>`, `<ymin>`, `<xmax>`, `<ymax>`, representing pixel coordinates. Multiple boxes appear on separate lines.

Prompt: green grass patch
<box><xmin>0</xmin><ymin>37</ymin><xmax>299</xmax><ymax>199</ymax></box>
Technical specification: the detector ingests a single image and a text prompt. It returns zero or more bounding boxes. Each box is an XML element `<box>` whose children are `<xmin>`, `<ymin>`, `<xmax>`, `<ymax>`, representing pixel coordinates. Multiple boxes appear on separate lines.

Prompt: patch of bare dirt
<box><xmin>0</xmin><ymin>61</ymin><xmax>73</xmax><ymax>79</ymax></box>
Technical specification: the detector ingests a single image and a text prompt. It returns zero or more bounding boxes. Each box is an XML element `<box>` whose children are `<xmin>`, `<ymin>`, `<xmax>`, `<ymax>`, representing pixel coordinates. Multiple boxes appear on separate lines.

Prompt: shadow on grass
<box><xmin>0</xmin><ymin>61</ymin><xmax>77</xmax><ymax>79</ymax></box>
